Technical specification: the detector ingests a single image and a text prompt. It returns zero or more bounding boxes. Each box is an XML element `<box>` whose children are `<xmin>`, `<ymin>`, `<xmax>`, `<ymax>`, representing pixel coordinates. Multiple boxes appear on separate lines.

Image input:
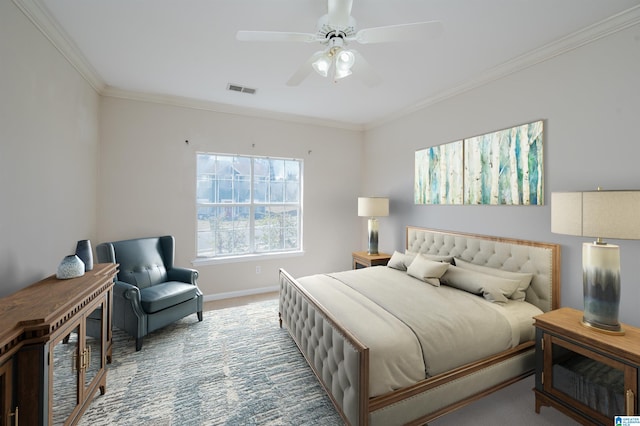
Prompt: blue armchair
<box><xmin>96</xmin><ymin>236</ymin><xmax>203</xmax><ymax>351</ymax></box>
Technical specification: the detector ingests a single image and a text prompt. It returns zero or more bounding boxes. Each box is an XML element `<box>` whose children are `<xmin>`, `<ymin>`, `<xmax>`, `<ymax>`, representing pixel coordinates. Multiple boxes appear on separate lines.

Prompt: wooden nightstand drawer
<box><xmin>352</xmin><ymin>251</ymin><xmax>391</xmax><ymax>269</ymax></box>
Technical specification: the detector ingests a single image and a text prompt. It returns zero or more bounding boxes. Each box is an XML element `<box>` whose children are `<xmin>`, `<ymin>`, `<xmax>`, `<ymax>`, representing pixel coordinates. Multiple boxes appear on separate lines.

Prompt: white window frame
<box><xmin>194</xmin><ymin>152</ymin><xmax>303</xmax><ymax>264</ymax></box>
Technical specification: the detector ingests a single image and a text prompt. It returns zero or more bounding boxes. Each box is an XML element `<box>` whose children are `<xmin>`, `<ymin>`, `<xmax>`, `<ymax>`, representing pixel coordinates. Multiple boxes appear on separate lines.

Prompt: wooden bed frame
<box><xmin>279</xmin><ymin>227</ymin><xmax>561</xmax><ymax>426</ymax></box>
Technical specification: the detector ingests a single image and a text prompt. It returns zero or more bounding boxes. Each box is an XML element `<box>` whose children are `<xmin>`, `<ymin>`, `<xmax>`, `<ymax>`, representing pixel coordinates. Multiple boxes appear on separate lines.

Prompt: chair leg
<box><xmin>197</xmin><ymin>311</ymin><xmax>203</xmax><ymax>322</ymax></box>
<box><xmin>135</xmin><ymin>337</ymin><xmax>143</xmax><ymax>351</ymax></box>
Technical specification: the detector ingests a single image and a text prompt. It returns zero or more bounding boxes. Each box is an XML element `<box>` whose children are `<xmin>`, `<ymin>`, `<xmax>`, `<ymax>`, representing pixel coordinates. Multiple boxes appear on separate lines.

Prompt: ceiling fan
<box><xmin>236</xmin><ymin>0</ymin><xmax>443</xmax><ymax>87</ymax></box>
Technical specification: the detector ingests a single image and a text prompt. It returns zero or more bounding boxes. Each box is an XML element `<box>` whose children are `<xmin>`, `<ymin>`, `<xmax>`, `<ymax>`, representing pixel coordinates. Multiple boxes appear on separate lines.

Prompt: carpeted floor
<box><xmin>79</xmin><ymin>299</ymin><xmax>342</xmax><ymax>425</ymax></box>
<box><xmin>78</xmin><ymin>299</ymin><xmax>578</xmax><ymax>426</ymax></box>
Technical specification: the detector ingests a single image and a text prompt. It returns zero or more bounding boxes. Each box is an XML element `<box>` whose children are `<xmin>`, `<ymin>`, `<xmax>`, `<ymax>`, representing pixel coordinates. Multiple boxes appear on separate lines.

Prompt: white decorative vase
<box><xmin>56</xmin><ymin>255</ymin><xmax>85</xmax><ymax>279</ymax></box>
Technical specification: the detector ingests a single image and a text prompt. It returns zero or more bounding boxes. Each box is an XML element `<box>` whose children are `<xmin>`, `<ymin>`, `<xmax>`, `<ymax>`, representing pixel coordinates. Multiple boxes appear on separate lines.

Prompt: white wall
<box><xmin>363</xmin><ymin>23</ymin><xmax>640</xmax><ymax>326</ymax></box>
<box><xmin>98</xmin><ymin>97</ymin><xmax>363</xmax><ymax>298</ymax></box>
<box><xmin>0</xmin><ymin>0</ymin><xmax>100</xmax><ymax>297</ymax></box>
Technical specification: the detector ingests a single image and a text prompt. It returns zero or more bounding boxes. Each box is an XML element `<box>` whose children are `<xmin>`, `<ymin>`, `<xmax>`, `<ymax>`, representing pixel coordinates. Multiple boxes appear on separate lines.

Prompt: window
<box><xmin>196</xmin><ymin>153</ymin><xmax>303</xmax><ymax>259</ymax></box>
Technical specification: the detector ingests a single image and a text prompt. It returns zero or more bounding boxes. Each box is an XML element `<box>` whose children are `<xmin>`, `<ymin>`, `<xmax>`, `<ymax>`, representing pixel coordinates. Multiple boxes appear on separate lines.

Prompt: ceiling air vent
<box><xmin>227</xmin><ymin>84</ymin><xmax>256</xmax><ymax>95</ymax></box>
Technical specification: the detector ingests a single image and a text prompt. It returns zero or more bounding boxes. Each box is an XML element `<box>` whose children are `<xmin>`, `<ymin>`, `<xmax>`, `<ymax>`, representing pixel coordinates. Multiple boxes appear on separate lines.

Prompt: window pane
<box><xmin>285</xmin><ymin>181</ymin><xmax>299</xmax><ymax>203</ymax></box>
<box><xmin>197</xmin><ymin>154</ymin><xmax>216</xmax><ymax>174</ymax></box>
<box><xmin>253</xmin><ymin>158</ymin><xmax>269</xmax><ymax>203</ymax></box>
<box><xmin>269</xmin><ymin>159</ymin><xmax>285</xmax><ymax>181</ymax></box>
<box><xmin>215</xmin><ymin>206</ymin><xmax>250</xmax><ymax>255</ymax></box>
<box><xmin>196</xmin><ymin>175</ymin><xmax>214</xmax><ymax>203</ymax></box>
<box><xmin>269</xmin><ymin>159</ymin><xmax>285</xmax><ymax>203</ymax></box>
<box><xmin>254</xmin><ymin>180</ymin><xmax>268</xmax><ymax>203</ymax></box>
<box><xmin>233</xmin><ymin>157</ymin><xmax>251</xmax><ymax>203</ymax></box>
<box><xmin>285</xmin><ymin>160</ymin><xmax>299</xmax><ymax>181</ymax></box>
<box><xmin>218</xmin><ymin>179</ymin><xmax>232</xmax><ymax>203</ymax></box>
<box><xmin>284</xmin><ymin>209</ymin><xmax>299</xmax><ymax>249</ymax></box>
<box><xmin>255</xmin><ymin>207</ymin><xmax>283</xmax><ymax>252</ymax></box>
<box><xmin>214</xmin><ymin>157</ymin><xmax>233</xmax><ymax>181</ymax></box>
<box><xmin>196</xmin><ymin>206</ymin><xmax>216</xmax><ymax>256</ymax></box>
<box><xmin>270</xmin><ymin>181</ymin><xmax>284</xmax><ymax>202</ymax></box>
<box><xmin>213</xmin><ymin>156</ymin><xmax>230</xmax><ymax>203</ymax></box>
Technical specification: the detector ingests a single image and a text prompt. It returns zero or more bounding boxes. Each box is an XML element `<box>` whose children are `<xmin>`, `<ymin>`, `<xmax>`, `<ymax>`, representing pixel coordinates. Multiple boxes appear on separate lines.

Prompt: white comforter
<box><xmin>296</xmin><ymin>266</ymin><xmax>541</xmax><ymax>397</ymax></box>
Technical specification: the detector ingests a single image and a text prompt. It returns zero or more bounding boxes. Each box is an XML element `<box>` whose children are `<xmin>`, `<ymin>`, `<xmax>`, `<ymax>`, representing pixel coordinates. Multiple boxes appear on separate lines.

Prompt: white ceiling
<box><xmin>19</xmin><ymin>0</ymin><xmax>640</xmax><ymax>128</ymax></box>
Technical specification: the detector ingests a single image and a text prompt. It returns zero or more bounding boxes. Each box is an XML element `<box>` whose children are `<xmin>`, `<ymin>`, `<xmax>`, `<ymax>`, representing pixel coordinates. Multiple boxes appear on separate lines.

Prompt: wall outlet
<box><xmin>255</xmin><ymin>266</ymin><xmax>261</xmax><ymax>274</ymax></box>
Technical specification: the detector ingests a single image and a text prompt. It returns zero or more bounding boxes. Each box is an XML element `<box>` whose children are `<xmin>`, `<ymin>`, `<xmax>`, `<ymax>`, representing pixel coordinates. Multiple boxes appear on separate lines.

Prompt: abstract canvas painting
<box><xmin>464</xmin><ymin>120</ymin><xmax>544</xmax><ymax>205</ymax></box>
<box><xmin>414</xmin><ymin>141</ymin><xmax>463</xmax><ymax>204</ymax></box>
<box><xmin>415</xmin><ymin>120</ymin><xmax>544</xmax><ymax>205</ymax></box>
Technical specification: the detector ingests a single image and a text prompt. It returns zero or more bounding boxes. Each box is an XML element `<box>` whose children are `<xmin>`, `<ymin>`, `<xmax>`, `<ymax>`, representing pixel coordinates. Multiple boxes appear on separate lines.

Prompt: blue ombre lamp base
<box><xmin>581</xmin><ymin>242</ymin><xmax>624</xmax><ymax>335</ymax></box>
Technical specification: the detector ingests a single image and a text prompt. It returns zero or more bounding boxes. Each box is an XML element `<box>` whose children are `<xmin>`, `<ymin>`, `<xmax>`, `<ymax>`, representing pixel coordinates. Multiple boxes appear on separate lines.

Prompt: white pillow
<box><xmin>406</xmin><ymin>255</ymin><xmax>450</xmax><ymax>287</ymax></box>
<box><xmin>454</xmin><ymin>258</ymin><xmax>533</xmax><ymax>301</ymax></box>
<box><xmin>387</xmin><ymin>251</ymin><xmax>416</xmax><ymax>271</ymax></box>
<box><xmin>440</xmin><ymin>265</ymin><xmax>521</xmax><ymax>303</ymax></box>
<box><xmin>406</xmin><ymin>250</ymin><xmax>453</xmax><ymax>264</ymax></box>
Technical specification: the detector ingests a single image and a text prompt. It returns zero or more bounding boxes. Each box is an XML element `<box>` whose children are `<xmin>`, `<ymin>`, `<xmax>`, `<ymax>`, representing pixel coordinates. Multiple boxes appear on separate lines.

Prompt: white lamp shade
<box><xmin>551</xmin><ymin>190</ymin><xmax>640</xmax><ymax>239</ymax></box>
<box><xmin>358</xmin><ymin>197</ymin><xmax>389</xmax><ymax>217</ymax></box>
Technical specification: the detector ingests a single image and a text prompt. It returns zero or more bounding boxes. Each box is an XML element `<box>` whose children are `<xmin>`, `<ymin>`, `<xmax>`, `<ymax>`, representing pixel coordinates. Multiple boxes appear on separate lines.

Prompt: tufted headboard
<box><xmin>406</xmin><ymin>227</ymin><xmax>561</xmax><ymax>312</ymax></box>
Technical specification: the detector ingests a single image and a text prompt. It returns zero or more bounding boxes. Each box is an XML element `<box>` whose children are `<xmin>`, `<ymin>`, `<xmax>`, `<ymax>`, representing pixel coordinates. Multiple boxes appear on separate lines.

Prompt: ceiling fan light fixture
<box><xmin>312</xmin><ymin>54</ymin><xmax>332</xmax><ymax>77</ymax></box>
<box><xmin>336</xmin><ymin>49</ymin><xmax>355</xmax><ymax>70</ymax></box>
<box><xmin>334</xmin><ymin>49</ymin><xmax>355</xmax><ymax>80</ymax></box>
<box><xmin>334</xmin><ymin>67</ymin><xmax>352</xmax><ymax>80</ymax></box>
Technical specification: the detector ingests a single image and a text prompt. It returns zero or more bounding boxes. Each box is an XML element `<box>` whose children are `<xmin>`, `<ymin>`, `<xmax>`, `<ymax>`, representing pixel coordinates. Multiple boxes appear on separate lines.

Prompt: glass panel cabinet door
<box><xmin>545</xmin><ymin>334</ymin><xmax>636</xmax><ymax>423</ymax></box>
<box><xmin>84</xmin><ymin>303</ymin><xmax>104</xmax><ymax>391</ymax></box>
<box><xmin>1</xmin><ymin>359</ymin><xmax>14</xmax><ymax>426</ymax></box>
<box><xmin>51</xmin><ymin>326</ymin><xmax>81</xmax><ymax>425</ymax></box>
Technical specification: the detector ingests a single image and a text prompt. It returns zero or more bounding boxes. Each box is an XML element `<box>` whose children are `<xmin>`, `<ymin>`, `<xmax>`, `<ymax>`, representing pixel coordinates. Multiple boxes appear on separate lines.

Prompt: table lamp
<box><xmin>551</xmin><ymin>189</ymin><xmax>640</xmax><ymax>334</ymax></box>
<box><xmin>358</xmin><ymin>197</ymin><xmax>389</xmax><ymax>255</ymax></box>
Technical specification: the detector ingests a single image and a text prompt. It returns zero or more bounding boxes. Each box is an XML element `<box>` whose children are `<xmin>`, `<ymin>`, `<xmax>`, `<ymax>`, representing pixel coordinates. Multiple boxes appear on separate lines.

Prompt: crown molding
<box><xmin>12</xmin><ymin>0</ymin><xmax>106</xmax><ymax>93</ymax></box>
<box><xmin>15</xmin><ymin>0</ymin><xmax>361</xmax><ymax>131</ymax></box>
<box><xmin>15</xmin><ymin>0</ymin><xmax>640</xmax><ymax>131</ymax></box>
<box><xmin>366</xmin><ymin>5</ymin><xmax>640</xmax><ymax>130</ymax></box>
<box><xmin>101</xmin><ymin>87</ymin><xmax>365</xmax><ymax>132</ymax></box>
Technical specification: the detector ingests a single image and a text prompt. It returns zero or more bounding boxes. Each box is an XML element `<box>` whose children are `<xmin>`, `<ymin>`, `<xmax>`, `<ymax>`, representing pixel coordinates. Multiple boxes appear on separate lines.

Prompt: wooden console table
<box><xmin>0</xmin><ymin>263</ymin><xmax>117</xmax><ymax>425</ymax></box>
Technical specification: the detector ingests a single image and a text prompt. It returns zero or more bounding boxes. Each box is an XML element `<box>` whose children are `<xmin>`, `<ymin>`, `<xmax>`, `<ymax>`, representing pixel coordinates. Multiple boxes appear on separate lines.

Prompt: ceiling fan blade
<box><xmin>286</xmin><ymin>51</ymin><xmax>326</xmax><ymax>86</ymax></box>
<box><xmin>236</xmin><ymin>31</ymin><xmax>317</xmax><ymax>43</ymax></box>
<box><xmin>354</xmin><ymin>21</ymin><xmax>443</xmax><ymax>44</ymax></box>
<box><xmin>351</xmin><ymin>51</ymin><xmax>382</xmax><ymax>87</ymax></box>
<box><xmin>327</xmin><ymin>0</ymin><xmax>353</xmax><ymax>28</ymax></box>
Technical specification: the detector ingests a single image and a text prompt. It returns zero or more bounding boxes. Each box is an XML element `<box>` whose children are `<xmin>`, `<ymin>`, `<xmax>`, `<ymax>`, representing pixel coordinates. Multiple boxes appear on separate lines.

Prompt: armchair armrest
<box><xmin>113</xmin><ymin>280</ymin><xmax>147</xmax><ymax>347</ymax></box>
<box><xmin>114</xmin><ymin>280</ymin><xmax>146</xmax><ymax>317</ymax></box>
<box><xmin>168</xmin><ymin>267</ymin><xmax>199</xmax><ymax>285</ymax></box>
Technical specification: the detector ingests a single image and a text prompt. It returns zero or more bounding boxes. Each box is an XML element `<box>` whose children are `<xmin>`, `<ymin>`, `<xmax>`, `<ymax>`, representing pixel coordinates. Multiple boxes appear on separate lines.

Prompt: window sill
<box><xmin>192</xmin><ymin>250</ymin><xmax>304</xmax><ymax>266</ymax></box>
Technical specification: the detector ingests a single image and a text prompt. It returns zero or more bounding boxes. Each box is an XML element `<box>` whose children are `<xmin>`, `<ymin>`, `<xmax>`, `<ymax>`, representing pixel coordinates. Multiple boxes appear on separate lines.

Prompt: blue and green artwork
<box><xmin>415</xmin><ymin>120</ymin><xmax>544</xmax><ymax>205</ymax></box>
<box><xmin>414</xmin><ymin>140</ymin><xmax>463</xmax><ymax>204</ymax></box>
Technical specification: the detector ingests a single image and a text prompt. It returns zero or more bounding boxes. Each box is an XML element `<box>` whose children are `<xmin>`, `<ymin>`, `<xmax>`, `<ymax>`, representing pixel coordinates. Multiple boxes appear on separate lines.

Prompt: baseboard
<box><xmin>203</xmin><ymin>286</ymin><xmax>279</xmax><ymax>302</ymax></box>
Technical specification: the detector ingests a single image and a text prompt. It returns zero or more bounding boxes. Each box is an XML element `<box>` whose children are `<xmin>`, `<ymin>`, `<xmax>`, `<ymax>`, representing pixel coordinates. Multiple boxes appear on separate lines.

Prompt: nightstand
<box><xmin>352</xmin><ymin>251</ymin><xmax>391</xmax><ymax>269</ymax></box>
<box><xmin>534</xmin><ymin>307</ymin><xmax>640</xmax><ymax>425</ymax></box>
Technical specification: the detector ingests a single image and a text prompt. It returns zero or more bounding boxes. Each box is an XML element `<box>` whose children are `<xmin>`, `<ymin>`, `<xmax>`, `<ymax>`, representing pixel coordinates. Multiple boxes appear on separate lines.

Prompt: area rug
<box><xmin>79</xmin><ymin>299</ymin><xmax>343</xmax><ymax>425</ymax></box>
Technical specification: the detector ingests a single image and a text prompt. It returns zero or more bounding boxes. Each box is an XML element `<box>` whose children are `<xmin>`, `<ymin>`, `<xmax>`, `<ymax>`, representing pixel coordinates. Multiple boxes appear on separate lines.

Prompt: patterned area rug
<box><xmin>79</xmin><ymin>299</ymin><xmax>343</xmax><ymax>425</ymax></box>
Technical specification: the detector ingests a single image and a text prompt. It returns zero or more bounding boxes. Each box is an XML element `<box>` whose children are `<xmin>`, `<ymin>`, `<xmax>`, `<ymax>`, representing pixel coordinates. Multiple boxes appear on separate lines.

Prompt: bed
<box><xmin>278</xmin><ymin>227</ymin><xmax>561</xmax><ymax>425</ymax></box>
